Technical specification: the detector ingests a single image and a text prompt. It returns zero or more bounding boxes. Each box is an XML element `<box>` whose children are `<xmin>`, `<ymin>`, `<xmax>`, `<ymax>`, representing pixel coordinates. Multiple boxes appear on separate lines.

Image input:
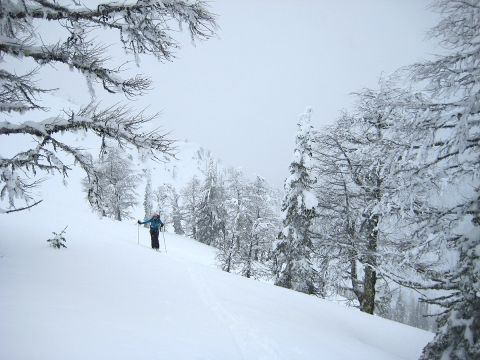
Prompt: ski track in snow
<box><xmin>182</xmin><ymin>260</ymin><xmax>281</xmax><ymax>360</ymax></box>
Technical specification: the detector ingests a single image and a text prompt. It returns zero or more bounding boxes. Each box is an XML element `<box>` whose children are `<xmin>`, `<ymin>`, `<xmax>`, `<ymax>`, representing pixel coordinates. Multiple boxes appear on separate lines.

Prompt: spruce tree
<box><xmin>273</xmin><ymin>108</ymin><xmax>318</xmax><ymax>294</ymax></box>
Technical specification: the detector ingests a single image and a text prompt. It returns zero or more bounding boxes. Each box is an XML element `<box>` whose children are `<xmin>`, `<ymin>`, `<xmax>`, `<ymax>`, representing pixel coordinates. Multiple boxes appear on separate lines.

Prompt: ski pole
<box><xmin>162</xmin><ymin>227</ymin><xmax>167</xmax><ymax>254</ymax></box>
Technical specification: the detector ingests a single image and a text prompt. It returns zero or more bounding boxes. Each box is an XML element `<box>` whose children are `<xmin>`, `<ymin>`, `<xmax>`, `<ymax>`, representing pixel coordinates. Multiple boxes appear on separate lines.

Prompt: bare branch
<box><xmin>3</xmin><ymin>199</ymin><xmax>43</xmax><ymax>214</ymax></box>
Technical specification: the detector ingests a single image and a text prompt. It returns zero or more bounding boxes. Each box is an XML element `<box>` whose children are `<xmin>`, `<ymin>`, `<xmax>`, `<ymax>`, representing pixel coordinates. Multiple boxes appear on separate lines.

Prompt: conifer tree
<box><xmin>273</xmin><ymin>108</ymin><xmax>318</xmax><ymax>294</ymax></box>
<box><xmin>143</xmin><ymin>171</ymin><xmax>153</xmax><ymax>223</ymax></box>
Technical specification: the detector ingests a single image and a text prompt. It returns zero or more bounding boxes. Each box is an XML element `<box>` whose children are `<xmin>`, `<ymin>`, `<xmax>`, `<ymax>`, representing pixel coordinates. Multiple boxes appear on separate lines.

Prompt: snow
<box><xmin>302</xmin><ymin>189</ymin><xmax>318</xmax><ymax>210</ymax></box>
<box><xmin>0</xmin><ymin>169</ymin><xmax>434</xmax><ymax>360</ymax></box>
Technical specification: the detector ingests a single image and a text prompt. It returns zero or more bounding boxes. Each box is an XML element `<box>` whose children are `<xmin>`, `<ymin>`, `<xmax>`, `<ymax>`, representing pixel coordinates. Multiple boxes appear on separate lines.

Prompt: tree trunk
<box><xmin>361</xmin><ymin>213</ymin><xmax>378</xmax><ymax>314</ymax></box>
<box><xmin>245</xmin><ymin>239</ymin><xmax>253</xmax><ymax>278</ymax></box>
<box><xmin>226</xmin><ymin>252</ymin><xmax>231</xmax><ymax>273</ymax></box>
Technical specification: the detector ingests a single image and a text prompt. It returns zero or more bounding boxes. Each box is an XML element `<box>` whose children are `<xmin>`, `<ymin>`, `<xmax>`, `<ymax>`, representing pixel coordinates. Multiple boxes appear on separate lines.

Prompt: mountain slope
<box><xmin>0</xmin><ymin>174</ymin><xmax>433</xmax><ymax>360</ymax></box>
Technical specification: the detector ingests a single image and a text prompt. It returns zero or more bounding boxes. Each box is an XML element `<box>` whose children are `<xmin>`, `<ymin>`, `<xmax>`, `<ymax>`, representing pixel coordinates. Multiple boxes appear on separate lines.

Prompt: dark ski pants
<box><xmin>150</xmin><ymin>228</ymin><xmax>159</xmax><ymax>249</ymax></box>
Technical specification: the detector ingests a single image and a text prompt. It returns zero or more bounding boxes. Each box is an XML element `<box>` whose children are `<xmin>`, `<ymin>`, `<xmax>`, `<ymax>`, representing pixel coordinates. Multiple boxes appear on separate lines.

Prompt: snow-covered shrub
<box><xmin>47</xmin><ymin>227</ymin><xmax>68</xmax><ymax>249</ymax></box>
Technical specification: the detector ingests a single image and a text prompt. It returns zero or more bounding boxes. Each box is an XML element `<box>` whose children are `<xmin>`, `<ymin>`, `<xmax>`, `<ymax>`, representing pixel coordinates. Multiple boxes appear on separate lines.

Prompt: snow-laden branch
<box><xmin>0</xmin><ymin>1</ymin><xmax>216</xmax><ymax>213</ymax></box>
<box><xmin>1</xmin><ymin>0</ymin><xmax>217</xmax><ymax>104</ymax></box>
<box><xmin>0</xmin><ymin>103</ymin><xmax>175</xmax><ymax>156</ymax></box>
<box><xmin>2</xmin><ymin>0</ymin><xmax>216</xmax><ymax>59</ymax></box>
<box><xmin>0</xmin><ymin>68</ymin><xmax>53</xmax><ymax>112</ymax></box>
<box><xmin>0</xmin><ymin>103</ymin><xmax>175</xmax><ymax>210</ymax></box>
<box><xmin>0</xmin><ymin>40</ymin><xmax>151</xmax><ymax>97</ymax></box>
<box><xmin>0</xmin><ymin>168</ymin><xmax>45</xmax><ymax>208</ymax></box>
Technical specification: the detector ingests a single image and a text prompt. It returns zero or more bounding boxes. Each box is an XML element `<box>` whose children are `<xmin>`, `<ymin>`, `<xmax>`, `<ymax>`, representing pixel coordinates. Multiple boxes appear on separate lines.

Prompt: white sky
<box><xmin>14</xmin><ymin>0</ymin><xmax>440</xmax><ymax>187</ymax></box>
<box><xmin>139</xmin><ymin>0</ymin><xmax>440</xmax><ymax>186</ymax></box>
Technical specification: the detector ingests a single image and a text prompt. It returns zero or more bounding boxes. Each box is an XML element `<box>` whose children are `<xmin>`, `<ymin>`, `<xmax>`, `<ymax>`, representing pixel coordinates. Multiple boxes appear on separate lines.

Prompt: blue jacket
<box><xmin>139</xmin><ymin>217</ymin><xmax>164</xmax><ymax>231</ymax></box>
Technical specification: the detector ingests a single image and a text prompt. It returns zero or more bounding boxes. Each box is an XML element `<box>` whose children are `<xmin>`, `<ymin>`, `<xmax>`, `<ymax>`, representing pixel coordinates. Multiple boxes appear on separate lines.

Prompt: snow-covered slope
<box><xmin>0</xmin><ymin>170</ymin><xmax>433</xmax><ymax>360</ymax></box>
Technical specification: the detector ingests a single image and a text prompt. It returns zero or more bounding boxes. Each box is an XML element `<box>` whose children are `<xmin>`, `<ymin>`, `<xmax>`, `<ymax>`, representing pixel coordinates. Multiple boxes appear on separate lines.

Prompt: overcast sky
<box><xmin>25</xmin><ymin>0</ymin><xmax>440</xmax><ymax>187</ymax></box>
<box><xmin>138</xmin><ymin>0</ymin><xmax>440</xmax><ymax>186</ymax></box>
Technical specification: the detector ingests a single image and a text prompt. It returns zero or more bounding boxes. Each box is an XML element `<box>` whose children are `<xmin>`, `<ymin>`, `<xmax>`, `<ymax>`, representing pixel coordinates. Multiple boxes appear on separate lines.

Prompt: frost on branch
<box><xmin>0</xmin><ymin>103</ymin><xmax>175</xmax><ymax>210</ymax></box>
<box><xmin>0</xmin><ymin>68</ymin><xmax>52</xmax><ymax>112</ymax></box>
<box><xmin>0</xmin><ymin>168</ymin><xmax>38</xmax><ymax>207</ymax></box>
<box><xmin>399</xmin><ymin>1</ymin><xmax>480</xmax><ymax>358</ymax></box>
<box><xmin>0</xmin><ymin>1</ymin><xmax>217</xmax><ymax>212</ymax></box>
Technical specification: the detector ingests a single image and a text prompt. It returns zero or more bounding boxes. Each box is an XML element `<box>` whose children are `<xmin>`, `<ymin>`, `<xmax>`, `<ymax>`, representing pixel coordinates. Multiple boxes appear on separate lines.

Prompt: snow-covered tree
<box><xmin>166</xmin><ymin>184</ymin><xmax>184</xmax><ymax>235</ymax></box>
<box><xmin>46</xmin><ymin>226</ymin><xmax>68</xmax><ymax>249</ymax></box>
<box><xmin>312</xmin><ymin>117</ymin><xmax>368</xmax><ymax>301</ymax></box>
<box><xmin>216</xmin><ymin>168</ymin><xmax>250</xmax><ymax>273</ymax></box>
<box><xmin>0</xmin><ymin>0</ymin><xmax>216</xmax><ymax>212</ymax></box>
<box><xmin>211</xmin><ymin>167</ymin><xmax>281</xmax><ymax>278</ymax></box>
<box><xmin>273</xmin><ymin>108</ymin><xmax>319</xmax><ymax>295</ymax></box>
<box><xmin>143</xmin><ymin>171</ymin><xmax>153</xmax><ymax>223</ymax></box>
<box><xmin>181</xmin><ymin>176</ymin><xmax>201</xmax><ymax>239</ymax></box>
<box><xmin>196</xmin><ymin>159</ymin><xmax>227</xmax><ymax>246</ymax></box>
<box><xmin>239</xmin><ymin>175</ymin><xmax>280</xmax><ymax>279</ymax></box>
<box><xmin>83</xmin><ymin>146</ymin><xmax>138</xmax><ymax>221</ymax></box>
<box><xmin>396</xmin><ymin>1</ymin><xmax>480</xmax><ymax>357</ymax></box>
<box><xmin>311</xmin><ymin>79</ymin><xmax>428</xmax><ymax>314</ymax></box>
<box><xmin>154</xmin><ymin>184</ymin><xmax>169</xmax><ymax>222</ymax></box>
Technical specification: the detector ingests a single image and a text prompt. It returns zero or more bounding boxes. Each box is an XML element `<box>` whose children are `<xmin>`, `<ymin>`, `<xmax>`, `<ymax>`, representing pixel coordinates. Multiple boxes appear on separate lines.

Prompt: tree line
<box><xmin>271</xmin><ymin>1</ymin><xmax>479</xmax><ymax>358</ymax></box>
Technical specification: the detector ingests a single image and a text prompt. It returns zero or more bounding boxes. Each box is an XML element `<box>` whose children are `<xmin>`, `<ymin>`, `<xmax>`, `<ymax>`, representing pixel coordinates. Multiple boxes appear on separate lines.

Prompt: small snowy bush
<box><xmin>47</xmin><ymin>227</ymin><xmax>68</xmax><ymax>249</ymax></box>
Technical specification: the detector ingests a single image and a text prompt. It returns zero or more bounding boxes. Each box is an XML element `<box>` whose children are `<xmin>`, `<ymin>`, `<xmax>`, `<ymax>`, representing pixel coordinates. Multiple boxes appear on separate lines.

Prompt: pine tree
<box><xmin>273</xmin><ymin>108</ymin><xmax>318</xmax><ymax>295</ymax></box>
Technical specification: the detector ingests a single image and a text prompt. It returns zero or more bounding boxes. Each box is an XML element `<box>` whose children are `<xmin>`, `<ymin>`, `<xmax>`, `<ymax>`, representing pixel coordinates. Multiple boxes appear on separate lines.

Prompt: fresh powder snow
<box><xmin>0</xmin><ymin>169</ymin><xmax>433</xmax><ymax>360</ymax></box>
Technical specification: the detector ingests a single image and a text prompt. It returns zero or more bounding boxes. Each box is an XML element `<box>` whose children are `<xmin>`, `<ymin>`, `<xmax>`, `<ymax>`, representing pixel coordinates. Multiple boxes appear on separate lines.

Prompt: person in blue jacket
<box><xmin>138</xmin><ymin>213</ymin><xmax>164</xmax><ymax>250</ymax></box>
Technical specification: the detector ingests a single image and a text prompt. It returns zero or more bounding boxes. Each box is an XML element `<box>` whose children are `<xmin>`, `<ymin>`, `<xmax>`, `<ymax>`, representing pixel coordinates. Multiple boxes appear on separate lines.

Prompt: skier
<box><xmin>138</xmin><ymin>213</ymin><xmax>164</xmax><ymax>250</ymax></box>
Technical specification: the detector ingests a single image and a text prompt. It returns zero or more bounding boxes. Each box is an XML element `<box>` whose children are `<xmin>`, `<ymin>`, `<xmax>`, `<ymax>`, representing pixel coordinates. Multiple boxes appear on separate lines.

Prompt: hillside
<box><xmin>0</xmin><ymin>171</ymin><xmax>433</xmax><ymax>360</ymax></box>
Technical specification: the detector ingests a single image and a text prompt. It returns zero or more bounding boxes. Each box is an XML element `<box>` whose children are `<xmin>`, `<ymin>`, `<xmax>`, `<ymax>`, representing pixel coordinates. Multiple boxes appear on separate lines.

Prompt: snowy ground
<box><xmin>0</xmin><ymin>174</ymin><xmax>433</xmax><ymax>360</ymax></box>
